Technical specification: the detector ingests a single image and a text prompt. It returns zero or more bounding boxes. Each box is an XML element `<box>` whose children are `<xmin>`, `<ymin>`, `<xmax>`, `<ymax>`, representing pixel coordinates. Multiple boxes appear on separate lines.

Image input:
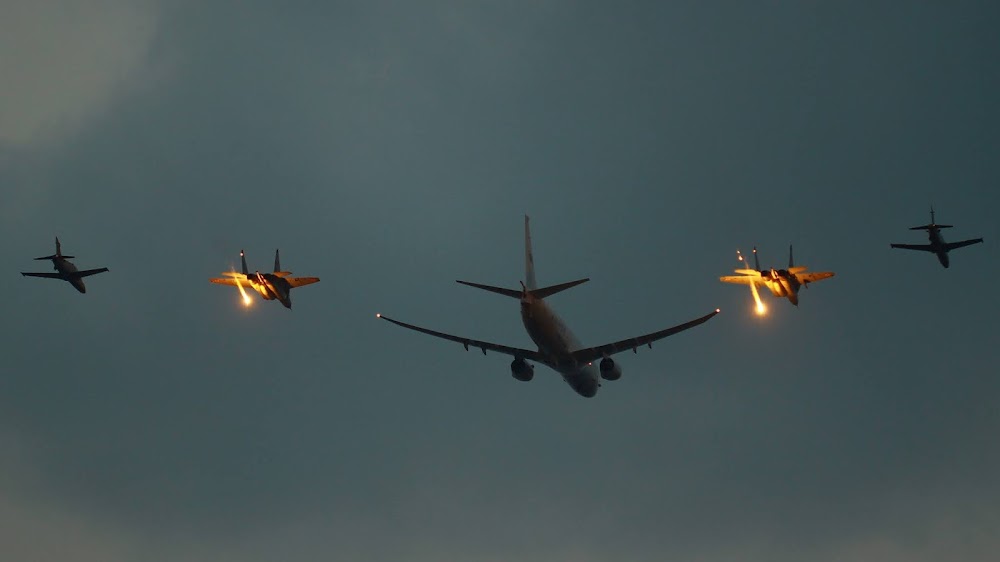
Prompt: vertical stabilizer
<box><xmin>241</xmin><ymin>250</ymin><xmax>249</xmax><ymax>275</ymax></box>
<box><xmin>930</xmin><ymin>206</ymin><xmax>935</xmax><ymax>225</ymax></box>
<box><xmin>274</xmin><ymin>249</ymin><xmax>281</xmax><ymax>273</ymax></box>
<box><xmin>788</xmin><ymin>245</ymin><xmax>794</xmax><ymax>268</ymax></box>
<box><xmin>524</xmin><ymin>215</ymin><xmax>537</xmax><ymax>290</ymax></box>
<box><xmin>753</xmin><ymin>246</ymin><xmax>761</xmax><ymax>270</ymax></box>
<box><xmin>55</xmin><ymin>237</ymin><xmax>62</xmax><ymax>257</ymax></box>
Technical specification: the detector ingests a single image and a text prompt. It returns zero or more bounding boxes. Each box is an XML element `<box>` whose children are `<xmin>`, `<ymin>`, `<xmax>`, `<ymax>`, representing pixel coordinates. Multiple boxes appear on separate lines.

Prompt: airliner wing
<box><xmin>21</xmin><ymin>272</ymin><xmax>66</xmax><ymax>279</ymax></box>
<box><xmin>945</xmin><ymin>238</ymin><xmax>983</xmax><ymax>251</ymax></box>
<box><xmin>377</xmin><ymin>314</ymin><xmax>544</xmax><ymax>361</ymax></box>
<box><xmin>571</xmin><ymin>309</ymin><xmax>720</xmax><ymax>363</ymax></box>
<box><xmin>796</xmin><ymin>271</ymin><xmax>835</xmax><ymax>284</ymax></box>
<box><xmin>286</xmin><ymin>276</ymin><xmax>320</xmax><ymax>288</ymax></box>
<box><xmin>890</xmin><ymin>243</ymin><xmax>934</xmax><ymax>252</ymax></box>
<box><xmin>719</xmin><ymin>275</ymin><xmax>762</xmax><ymax>285</ymax></box>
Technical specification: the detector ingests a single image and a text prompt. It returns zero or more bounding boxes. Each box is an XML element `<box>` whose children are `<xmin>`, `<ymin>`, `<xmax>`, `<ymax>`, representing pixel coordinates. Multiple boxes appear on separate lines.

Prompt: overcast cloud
<box><xmin>1</xmin><ymin>2</ymin><xmax>997</xmax><ymax>560</ymax></box>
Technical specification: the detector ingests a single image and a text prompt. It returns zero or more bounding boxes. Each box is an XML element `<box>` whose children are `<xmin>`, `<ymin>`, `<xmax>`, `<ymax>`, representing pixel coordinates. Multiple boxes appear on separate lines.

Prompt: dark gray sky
<box><xmin>1</xmin><ymin>1</ymin><xmax>998</xmax><ymax>560</ymax></box>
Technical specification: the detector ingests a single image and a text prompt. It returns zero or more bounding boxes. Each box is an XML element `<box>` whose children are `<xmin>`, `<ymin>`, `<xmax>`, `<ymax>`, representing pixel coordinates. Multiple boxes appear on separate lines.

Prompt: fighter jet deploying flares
<box><xmin>721</xmin><ymin>246</ymin><xmax>834</xmax><ymax>307</ymax></box>
<box><xmin>209</xmin><ymin>249</ymin><xmax>319</xmax><ymax>309</ymax></box>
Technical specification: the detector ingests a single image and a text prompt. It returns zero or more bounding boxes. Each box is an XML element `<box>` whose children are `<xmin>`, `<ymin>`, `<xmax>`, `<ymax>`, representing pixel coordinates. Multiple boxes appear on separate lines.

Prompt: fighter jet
<box><xmin>890</xmin><ymin>208</ymin><xmax>983</xmax><ymax>268</ymax></box>
<box><xmin>720</xmin><ymin>246</ymin><xmax>834</xmax><ymax>306</ymax></box>
<box><xmin>21</xmin><ymin>237</ymin><xmax>109</xmax><ymax>293</ymax></box>
<box><xmin>209</xmin><ymin>249</ymin><xmax>319</xmax><ymax>309</ymax></box>
<box><xmin>377</xmin><ymin>216</ymin><xmax>719</xmax><ymax>398</ymax></box>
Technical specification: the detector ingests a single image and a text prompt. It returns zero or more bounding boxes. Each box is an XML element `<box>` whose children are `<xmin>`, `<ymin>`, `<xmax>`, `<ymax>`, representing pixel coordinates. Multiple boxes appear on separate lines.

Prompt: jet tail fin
<box><xmin>35</xmin><ymin>237</ymin><xmax>73</xmax><ymax>260</ymax></box>
<box><xmin>753</xmin><ymin>246</ymin><xmax>761</xmax><ymax>270</ymax></box>
<box><xmin>788</xmin><ymin>245</ymin><xmax>794</xmax><ymax>268</ymax></box>
<box><xmin>274</xmin><ymin>249</ymin><xmax>281</xmax><ymax>272</ymax></box>
<box><xmin>240</xmin><ymin>250</ymin><xmax>249</xmax><ymax>275</ymax></box>
<box><xmin>910</xmin><ymin>207</ymin><xmax>952</xmax><ymax>230</ymax></box>
<box><xmin>524</xmin><ymin>215</ymin><xmax>537</xmax><ymax>290</ymax></box>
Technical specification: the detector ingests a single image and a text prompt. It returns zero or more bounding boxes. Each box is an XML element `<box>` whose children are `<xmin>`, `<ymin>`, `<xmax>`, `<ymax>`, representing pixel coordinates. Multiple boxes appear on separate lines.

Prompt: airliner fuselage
<box><xmin>520</xmin><ymin>297</ymin><xmax>599</xmax><ymax>397</ymax></box>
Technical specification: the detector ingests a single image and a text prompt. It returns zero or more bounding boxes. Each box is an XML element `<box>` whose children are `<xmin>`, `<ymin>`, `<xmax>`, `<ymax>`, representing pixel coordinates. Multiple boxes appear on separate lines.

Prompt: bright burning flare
<box><xmin>738</xmin><ymin>250</ymin><xmax>767</xmax><ymax>316</ymax></box>
<box><xmin>232</xmin><ymin>272</ymin><xmax>253</xmax><ymax>306</ymax></box>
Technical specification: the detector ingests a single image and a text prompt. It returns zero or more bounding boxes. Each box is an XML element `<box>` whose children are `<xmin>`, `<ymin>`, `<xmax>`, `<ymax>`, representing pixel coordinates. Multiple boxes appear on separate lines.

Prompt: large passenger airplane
<box><xmin>21</xmin><ymin>237</ymin><xmax>109</xmax><ymax>293</ymax></box>
<box><xmin>720</xmin><ymin>246</ymin><xmax>834</xmax><ymax>306</ymax></box>
<box><xmin>209</xmin><ymin>249</ymin><xmax>319</xmax><ymax>309</ymax></box>
<box><xmin>890</xmin><ymin>208</ymin><xmax>983</xmax><ymax>268</ymax></box>
<box><xmin>377</xmin><ymin>216</ymin><xmax>719</xmax><ymax>398</ymax></box>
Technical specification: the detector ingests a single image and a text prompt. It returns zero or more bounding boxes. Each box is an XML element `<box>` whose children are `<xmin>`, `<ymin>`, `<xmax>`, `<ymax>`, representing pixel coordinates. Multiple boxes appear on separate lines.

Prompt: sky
<box><xmin>1</xmin><ymin>1</ymin><xmax>998</xmax><ymax>560</ymax></box>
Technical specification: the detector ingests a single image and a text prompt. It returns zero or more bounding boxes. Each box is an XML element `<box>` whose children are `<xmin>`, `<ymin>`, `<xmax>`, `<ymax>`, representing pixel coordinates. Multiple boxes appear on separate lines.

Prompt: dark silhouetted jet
<box><xmin>21</xmin><ymin>237</ymin><xmax>109</xmax><ymax>293</ymax></box>
<box><xmin>720</xmin><ymin>245</ymin><xmax>834</xmax><ymax>306</ymax></box>
<box><xmin>377</xmin><ymin>216</ymin><xmax>719</xmax><ymax>398</ymax></box>
<box><xmin>209</xmin><ymin>249</ymin><xmax>319</xmax><ymax>309</ymax></box>
<box><xmin>890</xmin><ymin>208</ymin><xmax>983</xmax><ymax>268</ymax></box>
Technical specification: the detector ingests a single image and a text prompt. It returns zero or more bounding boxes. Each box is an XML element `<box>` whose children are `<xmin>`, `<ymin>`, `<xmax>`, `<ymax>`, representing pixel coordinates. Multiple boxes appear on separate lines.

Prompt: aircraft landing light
<box><xmin>376</xmin><ymin>313</ymin><xmax>382</xmax><ymax>318</ymax></box>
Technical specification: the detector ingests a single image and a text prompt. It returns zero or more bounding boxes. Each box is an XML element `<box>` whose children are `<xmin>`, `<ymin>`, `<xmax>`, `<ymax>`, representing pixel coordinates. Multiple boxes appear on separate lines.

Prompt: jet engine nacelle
<box><xmin>600</xmin><ymin>357</ymin><xmax>622</xmax><ymax>381</ymax></box>
<box><xmin>510</xmin><ymin>358</ymin><xmax>535</xmax><ymax>382</ymax></box>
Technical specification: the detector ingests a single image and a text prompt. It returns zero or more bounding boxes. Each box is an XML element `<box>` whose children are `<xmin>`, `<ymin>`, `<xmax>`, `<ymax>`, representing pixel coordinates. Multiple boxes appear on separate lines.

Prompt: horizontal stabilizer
<box><xmin>909</xmin><ymin>224</ymin><xmax>952</xmax><ymax>231</ymax></box>
<box><xmin>732</xmin><ymin>268</ymin><xmax>760</xmax><ymax>275</ymax></box>
<box><xmin>456</xmin><ymin>280</ymin><xmax>523</xmax><ymax>299</ymax></box>
<box><xmin>35</xmin><ymin>254</ymin><xmax>73</xmax><ymax>260</ymax></box>
<box><xmin>287</xmin><ymin>276</ymin><xmax>320</xmax><ymax>288</ymax></box>
<box><xmin>529</xmin><ymin>278</ymin><xmax>589</xmax><ymax>299</ymax></box>
<box><xmin>273</xmin><ymin>271</ymin><xmax>293</xmax><ymax>277</ymax></box>
<box><xmin>788</xmin><ymin>266</ymin><xmax>808</xmax><ymax>274</ymax></box>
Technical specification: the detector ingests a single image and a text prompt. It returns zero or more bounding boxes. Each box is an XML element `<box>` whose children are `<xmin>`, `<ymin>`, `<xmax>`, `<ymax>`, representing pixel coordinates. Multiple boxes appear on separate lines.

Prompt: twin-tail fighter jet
<box><xmin>21</xmin><ymin>237</ymin><xmax>109</xmax><ymax>293</ymax></box>
<box><xmin>720</xmin><ymin>246</ymin><xmax>834</xmax><ymax>306</ymax></box>
<box><xmin>209</xmin><ymin>249</ymin><xmax>319</xmax><ymax>309</ymax></box>
<box><xmin>890</xmin><ymin>208</ymin><xmax>983</xmax><ymax>268</ymax></box>
<box><xmin>377</xmin><ymin>216</ymin><xmax>720</xmax><ymax>398</ymax></box>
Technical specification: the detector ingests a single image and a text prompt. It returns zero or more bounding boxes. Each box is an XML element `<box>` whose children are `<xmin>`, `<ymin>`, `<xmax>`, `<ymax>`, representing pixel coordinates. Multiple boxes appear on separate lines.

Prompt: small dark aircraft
<box><xmin>209</xmin><ymin>249</ymin><xmax>319</xmax><ymax>309</ymax></box>
<box><xmin>890</xmin><ymin>208</ymin><xmax>983</xmax><ymax>268</ymax></box>
<box><xmin>21</xmin><ymin>237</ymin><xmax>109</xmax><ymax>293</ymax></box>
<box><xmin>720</xmin><ymin>246</ymin><xmax>834</xmax><ymax>306</ymax></box>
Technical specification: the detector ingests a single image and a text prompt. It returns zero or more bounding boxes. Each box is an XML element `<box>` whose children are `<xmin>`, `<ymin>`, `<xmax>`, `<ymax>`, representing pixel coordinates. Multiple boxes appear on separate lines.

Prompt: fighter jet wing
<box><xmin>286</xmin><ymin>276</ymin><xmax>320</xmax><ymax>288</ymax></box>
<box><xmin>377</xmin><ymin>314</ymin><xmax>545</xmax><ymax>361</ymax></box>
<box><xmin>890</xmin><ymin>243</ymin><xmax>935</xmax><ymax>252</ymax></box>
<box><xmin>945</xmin><ymin>238</ymin><xmax>984</xmax><ymax>251</ymax></box>
<box><xmin>21</xmin><ymin>272</ymin><xmax>66</xmax><ymax>279</ymax></box>
<box><xmin>209</xmin><ymin>277</ymin><xmax>245</xmax><ymax>286</ymax></box>
<box><xmin>571</xmin><ymin>308</ymin><xmax>720</xmax><ymax>364</ymax></box>
<box><xmin>795</xmin><ymin>271</ymin><xmax>835</xmax><ymax>285</ymax></box>
<box><xmin>719</xmin><ymin>275</ymin><xmax>763</xmax><ymax>285</ymax></box>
